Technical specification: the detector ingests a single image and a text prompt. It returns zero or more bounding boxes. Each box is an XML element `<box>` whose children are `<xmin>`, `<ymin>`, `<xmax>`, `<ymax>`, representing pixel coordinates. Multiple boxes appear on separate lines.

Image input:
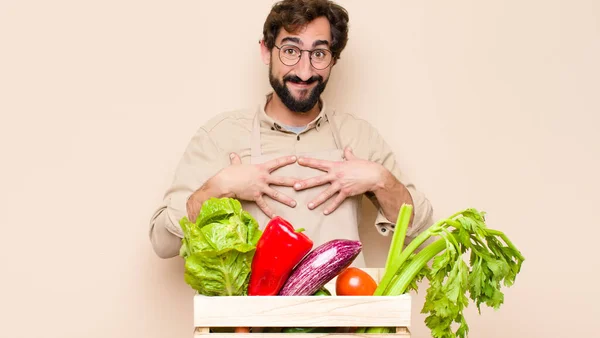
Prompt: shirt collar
<box><xmin>258</xmin><ymin>92</ymin><xmax>328</xmax><ymax>132</ymax></box>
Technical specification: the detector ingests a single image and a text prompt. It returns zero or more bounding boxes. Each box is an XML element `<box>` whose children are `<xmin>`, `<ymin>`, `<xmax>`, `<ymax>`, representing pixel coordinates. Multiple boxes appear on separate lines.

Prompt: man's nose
<box><xmin>295</xmin><ymin>52</ymin><xmax>314</xmax><ymax>81</ymax></box>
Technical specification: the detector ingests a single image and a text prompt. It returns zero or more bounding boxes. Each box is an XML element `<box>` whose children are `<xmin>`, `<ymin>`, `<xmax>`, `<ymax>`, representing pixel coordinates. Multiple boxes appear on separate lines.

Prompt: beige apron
<box><xmin>240</xmin><ymin>110</ymin><xmax>366</xmax><ymax>268</ymax></box>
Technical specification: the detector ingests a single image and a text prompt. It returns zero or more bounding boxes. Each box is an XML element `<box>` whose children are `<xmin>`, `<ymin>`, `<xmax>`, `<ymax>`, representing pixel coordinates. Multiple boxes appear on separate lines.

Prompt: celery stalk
<box><xmin>383</xmin><ymin>204</ymin><xmax>413</xmax><ymax>273</ymax></box>
<box><xmin>381</xmin><ymin>239</ymin><xmax>445</xmax><ymax>296</ymax></box>
<box><xmin>375</xmin><ymin>210</ymin><xmax>465</xmax><ymax>296</ymax></box>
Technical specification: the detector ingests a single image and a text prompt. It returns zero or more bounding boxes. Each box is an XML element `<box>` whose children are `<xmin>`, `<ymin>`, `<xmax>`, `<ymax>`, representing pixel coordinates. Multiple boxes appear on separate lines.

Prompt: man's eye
<box><xmin>284</xmin><ymin>48</ymin><xmax>298</xmax><ymax>55</ymax></box>
<box><xmin>313</xmin><ymin>50</ymin><xmax>327</xmax><ymax>59</ymax></box>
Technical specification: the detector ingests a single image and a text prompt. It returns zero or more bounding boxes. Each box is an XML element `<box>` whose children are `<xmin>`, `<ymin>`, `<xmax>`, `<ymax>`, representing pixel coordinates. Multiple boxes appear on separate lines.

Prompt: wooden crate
<box><xmin>193</xmin><ymin>268</ymin><xmax>411</xmax><ymax>337</ymax></box>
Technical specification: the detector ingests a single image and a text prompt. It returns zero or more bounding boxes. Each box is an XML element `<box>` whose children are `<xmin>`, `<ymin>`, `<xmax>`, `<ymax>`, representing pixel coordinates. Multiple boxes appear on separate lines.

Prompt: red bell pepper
<box><xmin>248</xmin><ymin>216</ymin><xmax>313</xmax><ymax>296</ymax></box>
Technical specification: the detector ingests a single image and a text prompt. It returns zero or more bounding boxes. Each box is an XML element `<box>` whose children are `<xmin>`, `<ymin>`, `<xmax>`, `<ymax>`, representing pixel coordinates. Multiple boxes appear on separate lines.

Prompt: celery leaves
<box><xmin>369</xmin><ymin>205</ymin><xmax>525</xmax><ymax>338</ymax></box>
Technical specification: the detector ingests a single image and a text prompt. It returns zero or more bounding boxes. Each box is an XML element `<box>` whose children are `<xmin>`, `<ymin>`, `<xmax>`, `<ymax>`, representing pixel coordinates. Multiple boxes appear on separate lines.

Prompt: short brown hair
<box><xmin>262</xmin><ymin>0</ymin><xmax>350</xmax><ymax>61</ymax></box>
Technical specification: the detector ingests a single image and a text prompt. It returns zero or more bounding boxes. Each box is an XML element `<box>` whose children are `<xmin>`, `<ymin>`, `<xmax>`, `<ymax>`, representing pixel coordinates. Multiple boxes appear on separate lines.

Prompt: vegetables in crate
<box><xmin>179</xmin><ymin>197</ymin><xmax>262</xmax><ymax>296</ymax></box>
<box><xmin>279</xmin><ymin>239</ymin><xmax>362</xmax><ymax>296</ymax></box>
<box><xmin>248</xmin><ymin>216</ymin><xmax>313</xmax><ymax>295</ymax></box>
<box><xmin>360</xmin><ymin>204</ymin><xmax>525</xmax><ymax>338</ymax></box>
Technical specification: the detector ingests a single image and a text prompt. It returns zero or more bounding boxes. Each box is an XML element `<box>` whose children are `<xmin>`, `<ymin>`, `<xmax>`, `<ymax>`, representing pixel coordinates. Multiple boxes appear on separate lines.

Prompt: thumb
<box><xmin>229</xmin><ymin>152</ymin><xmax>242</xmax><ymax>165</ymax></box>
<box><xmin>343</xmin><ymin>146</ymin><xmax>357</xmax><ymax>160</ymax></box>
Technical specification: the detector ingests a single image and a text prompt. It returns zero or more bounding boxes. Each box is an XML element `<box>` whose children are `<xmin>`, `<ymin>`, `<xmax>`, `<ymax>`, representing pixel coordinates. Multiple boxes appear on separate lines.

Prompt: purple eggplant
<box><xmin>279</xmin><ymin>239</ymin><xmax>362</xmax><ymax>296</ymax></box>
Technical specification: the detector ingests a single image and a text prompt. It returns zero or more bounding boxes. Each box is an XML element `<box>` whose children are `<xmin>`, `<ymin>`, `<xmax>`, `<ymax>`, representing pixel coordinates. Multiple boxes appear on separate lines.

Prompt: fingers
<box><xmin>263</xmin><ymin>186</ymin><xmax>297</xmax><ymax>208</ymax></box>
<box><xmin>294</xmin><ymin>173</ymin><xmax>335</xmax><ymax>191</ymax></box>
<box><xmin>186</xmin><ymin>194</ymin><xmax>201</xmax><ymax>223</ymax></box>
<box><xmin>307</xmin><ymin>184</ymin><xmax>340</xmax><ymax>210</ymax></box>
<box><xmin>229</xmin><ymin>152</ymin><xmax>242</xmax><ymax>165</ymax></box>
<box><xmin>343</xmin><ymin>146</ymin><xmax>358</xmax><ymax>160</ymax></box>
<box><xmin>323</xmin><ymin>192</ymin><xmax>347</xmax><ymax>215</ymax></box>
<box><xmin>267</xmin><ymin>175</ymin><xmax>298</xmax><ymax>187</ymax></box>
<box><xmin>255</xmin><ymin>196</ymin><xmax>276</xmax><ymax>218</ymax></box>
<box><xmin>264</xmin><ymin>155</ymin><xmax>297</xmax><ymax>172</ymax></box>
<box><xmin>297</xmin><ymin>156</ymin><xmax>332</xmax><ymax>172</ymax></box>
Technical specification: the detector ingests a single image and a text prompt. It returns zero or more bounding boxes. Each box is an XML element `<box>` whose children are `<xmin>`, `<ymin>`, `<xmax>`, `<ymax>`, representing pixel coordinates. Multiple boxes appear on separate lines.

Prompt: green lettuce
<box><xmin>179</xmin><ymin>197</ymin><xmax>262</xmax><ymax>296</ymax></box>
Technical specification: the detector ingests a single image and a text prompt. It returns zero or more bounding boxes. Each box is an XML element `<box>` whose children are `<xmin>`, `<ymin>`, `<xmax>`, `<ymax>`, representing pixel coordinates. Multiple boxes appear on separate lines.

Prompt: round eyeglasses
<box><xmin>273</xmin><ymin>44</ymin><xmax>334</xmax><ymax>70</ymax></box>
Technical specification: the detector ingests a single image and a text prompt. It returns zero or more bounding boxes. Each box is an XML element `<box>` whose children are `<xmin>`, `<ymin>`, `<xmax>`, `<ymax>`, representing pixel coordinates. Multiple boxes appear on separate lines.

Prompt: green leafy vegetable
<box><xmin>179</xmin><ymin>197</ymin><xmax>262</xmax><ymax>296</ymax></box>
<box><xmin>364</xmin><ymin>204</ymin><xmax>525</xmax><ymax>338</ymax></box>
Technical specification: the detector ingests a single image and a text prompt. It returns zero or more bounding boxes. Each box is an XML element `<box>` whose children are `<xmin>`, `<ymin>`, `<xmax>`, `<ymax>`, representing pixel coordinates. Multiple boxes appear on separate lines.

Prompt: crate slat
<box><xmin>194</xmin><ymin>294</ymin><xmax>411</xmax><ymax>327</ymax></box>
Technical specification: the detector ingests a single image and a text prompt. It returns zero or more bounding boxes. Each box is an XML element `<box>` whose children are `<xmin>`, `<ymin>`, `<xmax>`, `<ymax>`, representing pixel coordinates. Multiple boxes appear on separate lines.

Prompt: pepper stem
<box><xmin>295</xmin><ymin>228</ymin><xmax>306</xmax><ymax>233</ymax></box>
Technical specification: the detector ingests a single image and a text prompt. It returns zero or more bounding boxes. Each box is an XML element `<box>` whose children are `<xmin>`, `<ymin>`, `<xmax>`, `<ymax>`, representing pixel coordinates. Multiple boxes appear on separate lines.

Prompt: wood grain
<box><xmin>193</xmin><ymin>294</ymin><xmax>411</xmax><ymax>327</ymax></box>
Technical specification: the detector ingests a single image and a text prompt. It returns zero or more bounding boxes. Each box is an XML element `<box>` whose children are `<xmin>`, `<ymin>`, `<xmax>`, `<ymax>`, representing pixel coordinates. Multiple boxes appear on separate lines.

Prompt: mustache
<box><xmin>283</xmin><ymin>75</ymin><xmax>323</xmax><ymax>85</ymax></box>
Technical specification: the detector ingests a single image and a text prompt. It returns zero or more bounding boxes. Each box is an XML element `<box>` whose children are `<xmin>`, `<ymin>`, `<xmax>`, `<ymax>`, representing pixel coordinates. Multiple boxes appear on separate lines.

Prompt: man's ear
<box><xmin>259</xmin><ymin>39</ymin><xmax>271</xmax><ymax>65</ymax></box>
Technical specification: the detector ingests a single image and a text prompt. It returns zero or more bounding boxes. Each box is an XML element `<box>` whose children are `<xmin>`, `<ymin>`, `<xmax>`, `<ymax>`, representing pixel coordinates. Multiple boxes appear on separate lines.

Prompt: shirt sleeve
<box><xmin>148</xmin><ymin>127</ymin><xmax>224</xmax><ymax>258</ymax></box>
<box><xmin>366</xmin><ymin>124</ymin><xmax>434</xmax><ymax>239</ymax></box>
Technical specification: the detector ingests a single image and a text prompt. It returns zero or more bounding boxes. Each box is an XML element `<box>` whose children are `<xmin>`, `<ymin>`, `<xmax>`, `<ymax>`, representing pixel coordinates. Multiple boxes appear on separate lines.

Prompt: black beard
<box><xmin>269</xmin><ymin>66</ymin><xmax>328</xmax><ymax>113</ymax></box>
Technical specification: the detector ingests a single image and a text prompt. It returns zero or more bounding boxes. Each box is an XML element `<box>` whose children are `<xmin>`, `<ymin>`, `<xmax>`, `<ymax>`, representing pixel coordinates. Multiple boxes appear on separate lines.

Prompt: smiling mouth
<box><xmin>287</xmin><ymin>81</ymin><xmax>315</xmax><ymax>89</ymax></box>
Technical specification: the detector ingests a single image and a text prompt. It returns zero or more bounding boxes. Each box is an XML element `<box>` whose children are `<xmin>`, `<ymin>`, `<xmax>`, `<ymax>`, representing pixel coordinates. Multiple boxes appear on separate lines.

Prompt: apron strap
<box><xmin>250</xmin><ymin>106</ymin><xmax>343</xmax><ymax>157</ymax></box>
<box><xmin>251</xmin><ymin>111</ymin><xmax>262</xmax><ymax>158</ymax></box>
<box><xmin>324</xmin><ymin>110</ymin><xmax>343</xmax><ymax>150</ymax></box>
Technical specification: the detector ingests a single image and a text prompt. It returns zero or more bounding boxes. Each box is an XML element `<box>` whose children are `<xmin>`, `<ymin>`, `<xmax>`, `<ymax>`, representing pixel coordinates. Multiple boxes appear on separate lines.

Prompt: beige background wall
<box><xmin>1</xmin><ymin>0</ymin><xmax>598</xmax><ymax>337</ymax></box>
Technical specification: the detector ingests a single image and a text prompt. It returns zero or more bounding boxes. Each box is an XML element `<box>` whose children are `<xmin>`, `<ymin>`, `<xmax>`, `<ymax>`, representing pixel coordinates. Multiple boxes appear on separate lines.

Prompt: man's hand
<box><xmin>187</xmin><ymin>153</ymin><xmax>298</xmax><ymax>221</ymax></box>
<box><xmin>293</xmin><ymin>147</ymin><xmax>385</xmax><ymax>215</ymax></box>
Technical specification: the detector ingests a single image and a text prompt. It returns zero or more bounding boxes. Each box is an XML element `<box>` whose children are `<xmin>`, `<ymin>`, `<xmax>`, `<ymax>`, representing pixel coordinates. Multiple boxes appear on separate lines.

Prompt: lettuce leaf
<box><xmin>179</xmin><ymin>197</ymin><xmax>262</xmax><ymax>296</ymax></box>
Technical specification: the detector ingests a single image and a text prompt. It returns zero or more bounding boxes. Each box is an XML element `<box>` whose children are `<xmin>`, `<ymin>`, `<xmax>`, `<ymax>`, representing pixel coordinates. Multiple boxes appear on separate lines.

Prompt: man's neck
<box><xmin>265</xmin><ymin>93</ymin><xmax>321</xmax><ymax>127</ymax></box>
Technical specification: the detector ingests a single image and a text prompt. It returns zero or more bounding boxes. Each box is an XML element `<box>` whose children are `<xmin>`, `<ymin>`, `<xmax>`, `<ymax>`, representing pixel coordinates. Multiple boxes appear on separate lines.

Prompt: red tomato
<box><xmin>335</xmin><ymin>267</ymin><xmax>378</xmax><ymax>296</ymax></box>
